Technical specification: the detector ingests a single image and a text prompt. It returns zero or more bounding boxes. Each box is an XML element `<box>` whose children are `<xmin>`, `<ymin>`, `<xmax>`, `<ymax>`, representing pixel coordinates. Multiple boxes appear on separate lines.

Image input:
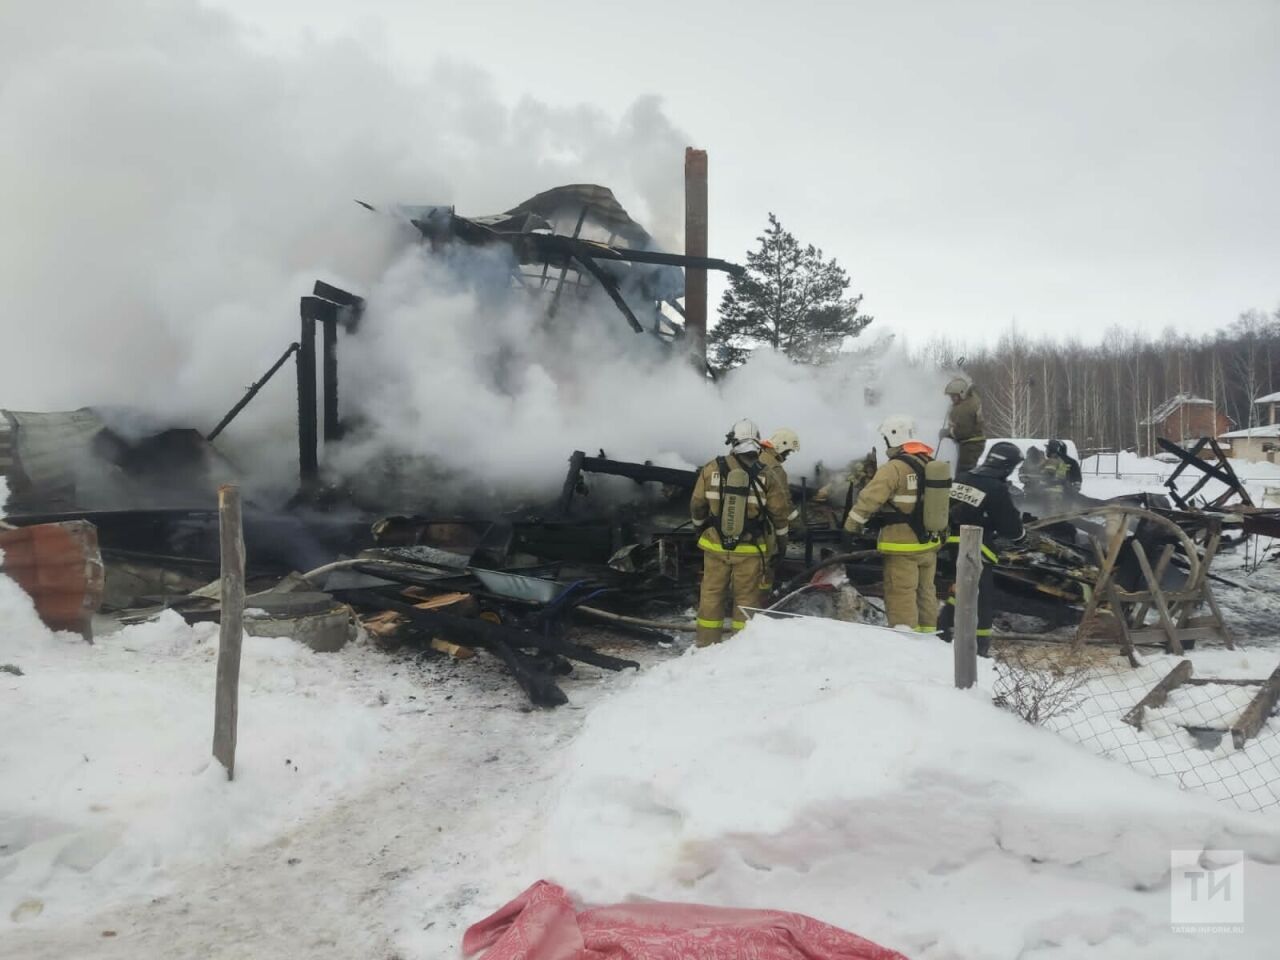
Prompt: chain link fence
<box><xmin>992</xmin><ymin>643</ymin><xmax>1280</xmax><ymax>813</ymax></box>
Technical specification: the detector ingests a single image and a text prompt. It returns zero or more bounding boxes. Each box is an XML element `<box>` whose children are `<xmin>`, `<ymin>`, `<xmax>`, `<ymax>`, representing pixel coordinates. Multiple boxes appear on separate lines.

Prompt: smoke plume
<box><xmin>0</xmin><ymin>0</ymin><xmax>949</xmax><ymax>509</ymax></box>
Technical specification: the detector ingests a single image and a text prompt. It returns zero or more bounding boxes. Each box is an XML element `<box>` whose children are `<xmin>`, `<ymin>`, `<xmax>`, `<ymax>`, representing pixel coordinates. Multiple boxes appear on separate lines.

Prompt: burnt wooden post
<box><xmin>296</xmin><ymin>300</ymin><xmax>319</xmax><ymax>491</ymax></box>
<box><xmin>558</xmin><ymin>450</ymin><xmax>587</xmax><ymax>516</ymax></box>
<box><xmin>954</xmin><ymin>524</ymin><xmax>981</xmax><ymax>689</ymax></box>
<box><xmin>684</xmin><ymin>147</ymin><xmax>708</xmax><ymax>366</ymax></box>
<box><xmin>212</xmin><ymin>484</ymin><xmax>245</xmax><ymax>780</ymax></box>
<box><xmin>321</xmin><ymin>314</ymin><xmax>340</xmax><ymax>443</ymax></box>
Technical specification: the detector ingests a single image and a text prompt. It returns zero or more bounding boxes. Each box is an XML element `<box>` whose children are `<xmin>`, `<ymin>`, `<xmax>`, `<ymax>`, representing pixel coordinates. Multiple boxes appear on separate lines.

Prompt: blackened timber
<box><xmin>297</xmin><ymin>301</ymin><xmax>319</xmax><ymax>491</ymax></box>
<box><xmin>321</xmin><ymin>318</ymin><xmax>340</xmax><ymax>443</ymax></box>
<box><xmin>570</xmin><ymin>255</ymin><xmax>644</xmax><ymax>332</ymax></box>
<box><xmin>509</xmin><ymin>233</ymin><xmax>743</xmax><ymax>276</ymax></box>
<box><xmin>564</xmin><ymin>452</ymin><xmax>807</xmax><ymax>502</ymax></box>
<box><xmin>1210</xmin><ymin>437</ymin><xmax>1253</xmax><ymax>507</ymax></box>
<box><xmin>559</xmin><ymin>450</ymin><xmax>588</xmax><ymax>515</ymax></box>
<box><xmin>375</xmin><ymin>597</ymin><xmax>639</xmax><ymax>671</ymax></box>
<box><xmin>312</xmin><ymin>280</ymin><xmax>365</xmax><ymax>310</ymax></box>
<box><xmin>312</xmin><ymin>280</ymin><xmax>365</xmax><ymax>334</ymax></box>
<box><xmin>207</xmin><ymin>342</ymin><xmax>299</xmax><ymax>442</ymax></box>
<box><xmin>484</xmin><ymin>639</ymin><xmax>569</xmax><ymax>707</ymax></box>
<box><xmin>1157</xmin><ymin>437</ymin><xmax>1252</xmax><ymax>506</ymax></box>
<box><xmin>581</xmin><ymin>455</ymin><xmax>697</xmax><ymax>487</ymax></box>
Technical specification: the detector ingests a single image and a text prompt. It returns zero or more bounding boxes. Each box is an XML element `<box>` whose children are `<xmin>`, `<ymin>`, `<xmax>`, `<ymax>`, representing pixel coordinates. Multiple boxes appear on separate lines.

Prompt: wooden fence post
<box><xmin>954</xmin><ymin>524</ymin><xmax>981</xmax><ymax>690</ymax></box>
<box><xmin>212</xmin><ymin>484</ymin><xmax>245</xmax><ymax>780</ymax></box>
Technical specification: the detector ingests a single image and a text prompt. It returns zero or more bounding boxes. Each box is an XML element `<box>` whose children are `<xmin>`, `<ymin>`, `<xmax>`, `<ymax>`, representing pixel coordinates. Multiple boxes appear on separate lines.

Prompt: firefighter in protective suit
<box><xmin>759</xmin><ymin>428</ymin><xmax>801</xmax><ymax>581</ymax></box>
<box><xmin>938</xmin><ymin>441</ymin><xmax>1026</xmax><ymax>656</ymax></box>
<box><xmin>943</xmin><ymin>377</ymin><xmax>986</xmax><ymax>474</ymax></box>
<box><xmin>691</xmin><ymin>419</ymin><xmax>792</xmax><ymax>647</ymax></box>
<box><xmin>842</xmin><ymin>415</ymin><xmax>947</xmax><ymax>631</ymax></box>
<box><xmin>1040</xmin><ymin>439</ymin><xmax>1081</xmax><ymax>513</ymax></box>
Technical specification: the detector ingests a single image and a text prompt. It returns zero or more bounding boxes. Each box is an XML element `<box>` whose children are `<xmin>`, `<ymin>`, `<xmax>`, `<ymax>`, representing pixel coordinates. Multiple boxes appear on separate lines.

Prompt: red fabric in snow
<box><xmin>462</xmin><ymin>880</ymin><xmax>910</xmax><ymax>960</ymax></box>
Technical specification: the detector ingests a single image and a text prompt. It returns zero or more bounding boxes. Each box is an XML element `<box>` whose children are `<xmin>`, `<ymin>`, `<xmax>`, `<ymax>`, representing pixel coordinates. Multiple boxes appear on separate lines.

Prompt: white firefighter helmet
<box><xmin>944</xmin><ymin>376</ymin><xmax>969</xmax><ymax>397</ymax></box>
<box><xmin>768</xmin><ymin>427</ymin><xmax>800</xmax><ymax>458</ymax></box>
<box><xmin>877</xmin><ymin>414</ymin><xmax>916</xmax><ymax>450</ymax></box>
<box><xmin>725</xmin><ymin>417</ymin><xmax>762</xmax><ymax>454</ymax></box>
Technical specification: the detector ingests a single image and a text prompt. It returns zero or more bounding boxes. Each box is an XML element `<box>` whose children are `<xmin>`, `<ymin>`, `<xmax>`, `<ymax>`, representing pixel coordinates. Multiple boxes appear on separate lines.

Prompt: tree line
<box><xmin>708</xmin><ymin>214</ymin><xmax>1278</xmax><ymax>456</ymax></box>
<box><xmin>913</xmin><ymin>309</ymin><xmax>1280</xmax><ymax>454</ymax></box>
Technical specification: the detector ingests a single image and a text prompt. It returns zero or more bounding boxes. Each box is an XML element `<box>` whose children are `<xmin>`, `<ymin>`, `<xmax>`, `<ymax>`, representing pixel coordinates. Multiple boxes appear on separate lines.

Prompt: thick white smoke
<box><xmin>1</xmin><ymin>0</ymin><xmax>949</xmax><ymax>509</ymax></box>
<box><xmin>334</xmin><ymin>240</ymin><xmax>947</xmax><ymax>508</ymax></box>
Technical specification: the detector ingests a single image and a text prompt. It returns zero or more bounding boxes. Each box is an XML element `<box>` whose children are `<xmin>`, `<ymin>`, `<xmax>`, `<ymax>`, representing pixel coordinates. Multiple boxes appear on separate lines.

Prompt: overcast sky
<box><xmin>209</xmin><ymin>0</ymin><xmax>1279</xmax><ymax>347</ymax></box>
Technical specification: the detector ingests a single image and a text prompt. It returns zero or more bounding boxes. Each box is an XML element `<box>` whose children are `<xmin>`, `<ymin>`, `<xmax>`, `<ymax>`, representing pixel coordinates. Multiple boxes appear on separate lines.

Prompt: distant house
<box><xmin>1139</xmin><ymin>394</ymin><xmax>1231</xmax><ymax>456</ymax></box>
<box><xmin>1219</xmin><ymin>392</ymin><xmax>1280</xmax><ymax>463</ymax></box>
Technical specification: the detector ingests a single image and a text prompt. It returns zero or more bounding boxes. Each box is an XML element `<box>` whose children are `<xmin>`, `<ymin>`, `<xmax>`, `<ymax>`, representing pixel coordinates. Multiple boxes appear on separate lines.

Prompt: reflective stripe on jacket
<box><xmin>843</xmin><ymin>444</ymin><xmax>940</xmax><ymax>553</ymax></box>
<box><xmin>690</xmin><ymin>452</ymin><xmax>792</xmax><ymax>552</ymax></box>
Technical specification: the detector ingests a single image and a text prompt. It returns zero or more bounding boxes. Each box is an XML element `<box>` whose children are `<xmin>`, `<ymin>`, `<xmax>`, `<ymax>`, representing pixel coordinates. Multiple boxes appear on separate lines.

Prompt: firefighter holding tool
<box><xmin>943</xmin><ymin>377</ymin><xmax>986</xmax><ymax>474</ymax></box>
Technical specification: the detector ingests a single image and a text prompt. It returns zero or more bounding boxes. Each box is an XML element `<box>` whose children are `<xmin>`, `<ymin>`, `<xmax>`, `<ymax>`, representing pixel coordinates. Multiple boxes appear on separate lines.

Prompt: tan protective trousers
<box><xmin>696</xmin><ymin>549</ymin><xmax>769</xmax><ymax>647</ymax></box>
<box><xmin>882</xmin><ymin>550</ymin><xmax>939</xmax><ymax>631</ymax></box>
<box><xmin>956</xmin><ymin>439</ymin><xmax>984</xmax><ymax>474</ymax></box>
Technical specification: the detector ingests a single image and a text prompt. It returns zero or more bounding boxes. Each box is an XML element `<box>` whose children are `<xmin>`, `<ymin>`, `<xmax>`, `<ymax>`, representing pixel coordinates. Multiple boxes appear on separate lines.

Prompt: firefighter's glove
<box><xmin>839</xmin><ymin>530</ymin><xmax>855</xmax><ymax>552</ymax></box>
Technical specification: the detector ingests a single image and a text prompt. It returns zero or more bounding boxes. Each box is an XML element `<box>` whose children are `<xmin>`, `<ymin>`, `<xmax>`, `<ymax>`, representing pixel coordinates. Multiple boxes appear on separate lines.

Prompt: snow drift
<box><xmin>0</xmin><ymin>573</ymin><xmax>410</xmax><ymax>928</ymax></box>
<box><xmin>542</xmin><ymin>618</ymin><xmax>1280</xmax><ymax>959</ymax></box>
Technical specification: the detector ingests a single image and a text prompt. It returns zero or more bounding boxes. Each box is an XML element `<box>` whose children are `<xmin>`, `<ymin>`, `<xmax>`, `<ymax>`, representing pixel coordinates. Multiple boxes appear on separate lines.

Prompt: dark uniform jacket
<box><xmin>948</xmin><ymin>469</ymin><xmax>1025</xmax><ymax>561</ymax></box>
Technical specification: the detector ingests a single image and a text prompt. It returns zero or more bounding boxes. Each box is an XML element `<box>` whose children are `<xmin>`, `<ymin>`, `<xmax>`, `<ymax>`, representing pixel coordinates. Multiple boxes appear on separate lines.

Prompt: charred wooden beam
<box><xmin>1232</xmin><ymin>664</ymin><xmax>1280</xmax><ymax>748</ymax></box>
<box><xmin>373</xmin><ymin>597</ymin><xmax>636</xmax><ymax>704</ymax></box>
<box><xmin>1157</xmin><ymin>437</ymin><xmax>1253</xmax><ymax>507</ymax></box>
<box><xmin>207</xmin><ymin>342</ymin><xmax>299</xmax><ymax>442</ymax></box>
<box><xmin>1123</xmin><ymin>658</ymin><xmax>1193</xmax><ymax>728</ymax></box>
<box><xmin>570</xmin><ymin>255</ymin><xmax>644</xmax><ymax>333</ymax></box>
<box><xmin>321</xmin><ymin>316</ymin><xmax>340</xmax><ymax>443</ymax></box>
<box><xmin>579</xmin><ymin>454</ymin><xmax>698</xmax><ymax>488</ymax></box>
<box><xmin>296</xmin><ymin>299</ymin><xmax>321</xmax><ymax>491</ymax></box>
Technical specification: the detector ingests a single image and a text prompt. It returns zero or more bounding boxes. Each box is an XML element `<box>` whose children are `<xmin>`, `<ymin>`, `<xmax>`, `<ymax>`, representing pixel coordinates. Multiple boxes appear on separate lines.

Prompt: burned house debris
<box><xmin>4</xmin><ymin>179</ymin><xmax>1280</xmax><ymax>708</ymax></box>
<box><xmin>358</xmin><ymin>183</ymin><xmax>742</xmax><ymax>342</ymax></box>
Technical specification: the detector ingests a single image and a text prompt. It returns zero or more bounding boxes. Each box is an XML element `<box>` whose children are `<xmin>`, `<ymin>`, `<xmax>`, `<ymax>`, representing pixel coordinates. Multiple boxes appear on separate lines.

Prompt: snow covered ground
<box><xmin>6</xmin><ymin>459</ymin><xmax>1280</xmax><ymax>958</ymax></box>
<box><xmin>1079</xmin><ymin>450</ymin><xmax>1280</xmax><ymax>505</ymax></box>
<box><xmin>540</xmin><ymin>622</ymin><xmax>1280</xmax><ymax>959</ymax></box>
<box><xmin>0</xmin><ymin>584</ymin><xmax>423</xmax><ymax>929</ymax></box>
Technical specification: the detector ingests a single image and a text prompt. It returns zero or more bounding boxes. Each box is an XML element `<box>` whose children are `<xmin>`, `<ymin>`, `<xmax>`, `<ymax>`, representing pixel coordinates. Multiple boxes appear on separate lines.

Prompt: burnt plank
<box><xmin>1123</xmin><ymin>659</ymin><xmax>1193</xmax><ymax>729</ymax></box>
<box><xmin>1231</xmin><ymin>664</ymin><xmax>1280</xmax><ymax>749</ymax></box>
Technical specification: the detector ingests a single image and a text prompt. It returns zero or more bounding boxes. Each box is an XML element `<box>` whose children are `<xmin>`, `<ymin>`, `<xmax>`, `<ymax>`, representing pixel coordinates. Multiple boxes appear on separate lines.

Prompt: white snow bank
<box><xmin>1046</xmin><ymin>649</ymin><xmax>1280</xmax><ymax>814</ymax></box>
<box><xmin>0</xmin><ymin>575</ymin><xmax>410</xmax><ymax>928</ymax></box>
<box><xmin>543</xmin><ymin>618</ymin><xmax>1280</xmax><ymax>959</ymax></box>
<box><xmin>1080</xmin><ymin>451</ymin><xmax>1280</xmax><ymax>504</ymax></box>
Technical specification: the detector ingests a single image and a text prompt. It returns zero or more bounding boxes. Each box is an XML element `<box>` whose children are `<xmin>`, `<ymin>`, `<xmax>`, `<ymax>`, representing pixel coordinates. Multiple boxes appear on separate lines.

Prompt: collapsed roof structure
<box><xmin>360</xmin><ymin>183</ymin><xmax>742</xmax><ymax>342</ymax></box>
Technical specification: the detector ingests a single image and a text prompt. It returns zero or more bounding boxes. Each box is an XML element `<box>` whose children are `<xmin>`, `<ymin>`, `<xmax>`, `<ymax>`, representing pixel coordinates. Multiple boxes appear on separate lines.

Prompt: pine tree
<box><xmin>709</xmin><ymin>213</ymin><xmax>872</xmax><ymax>368</ymax></box>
